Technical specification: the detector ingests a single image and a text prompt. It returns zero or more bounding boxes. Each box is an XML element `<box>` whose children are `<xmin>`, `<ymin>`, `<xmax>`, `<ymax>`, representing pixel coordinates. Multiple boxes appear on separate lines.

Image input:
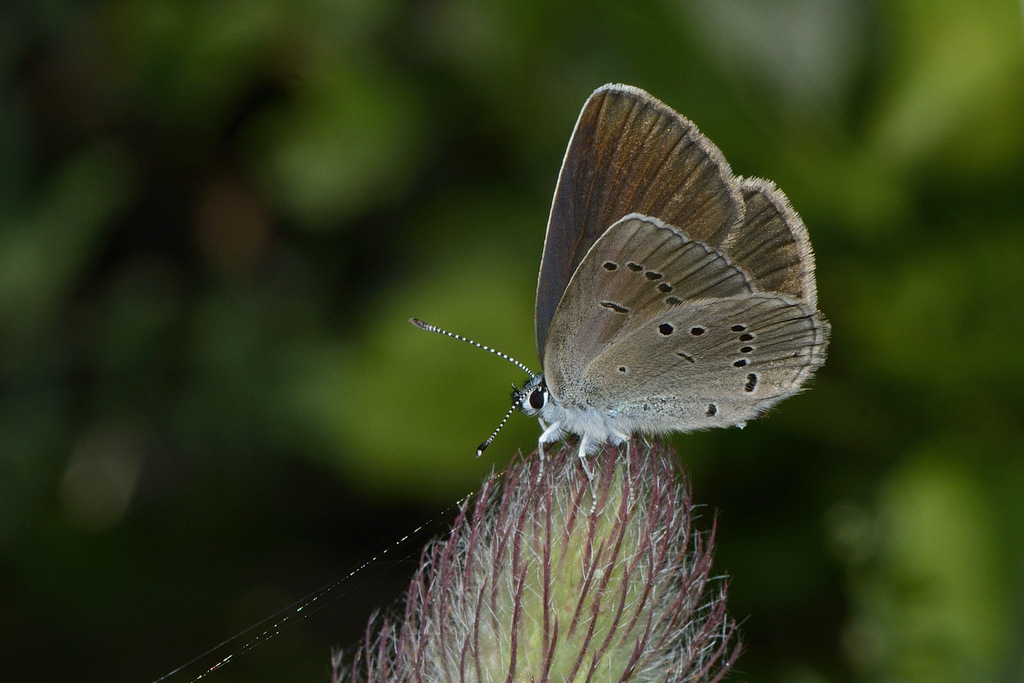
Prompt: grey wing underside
<box><xmin>542</xmin><ymin>213</ymin><xmax>751</xmax><ymax>383</ymax></box>
<box><xmin>536</xmin><ymin>84</ymin><xmax>822</xmax><ymax>357</ymax></box>
<box><xmin>543</xmin><ymin>214</ymin><xmax>829</xmax><ymax>433</ymax></box>
<box><xmin>580</xmin><ymin>294</ymin><xmax>828</xmax><ymax>432</ymax></box>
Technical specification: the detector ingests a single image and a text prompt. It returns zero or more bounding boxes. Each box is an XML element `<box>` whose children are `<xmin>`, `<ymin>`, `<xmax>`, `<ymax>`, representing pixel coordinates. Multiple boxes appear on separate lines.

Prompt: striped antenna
<box><xmin>409</xmin><ymin>318</ymin><xmax>534</xmax><ymax>375</ymax></box>
<box><xmin>476</xmin><ymin>391</ymin><xmax>521</xmax><ymax>456</ymax></box>
<box><xmin>410</xmin><ymin>318</ymin><xmax>535</xmax><ymax>456</ymax></box>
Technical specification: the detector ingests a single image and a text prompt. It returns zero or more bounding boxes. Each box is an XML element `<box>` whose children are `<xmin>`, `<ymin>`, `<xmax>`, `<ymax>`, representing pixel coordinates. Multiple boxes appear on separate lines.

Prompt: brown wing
<box><xmin>535</xmin><ymin>84</ymin><xmax>743</xmax><ymax>357</ymax></box>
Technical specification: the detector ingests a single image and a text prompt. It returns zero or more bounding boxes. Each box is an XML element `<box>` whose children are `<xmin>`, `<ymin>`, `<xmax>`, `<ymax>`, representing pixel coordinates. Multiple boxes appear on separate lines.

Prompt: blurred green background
<box><xmin>2</xmin><ymin>0</ymin><xmax>1023</xmax><ymax>681</ymax></box>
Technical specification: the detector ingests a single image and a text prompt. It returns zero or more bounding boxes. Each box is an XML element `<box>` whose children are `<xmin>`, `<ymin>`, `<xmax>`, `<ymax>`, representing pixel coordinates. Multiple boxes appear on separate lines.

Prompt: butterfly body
<box><xmin>515</xmin><ymin>84</ymin><xmax>829</xmax><ymax>464</ymax></box>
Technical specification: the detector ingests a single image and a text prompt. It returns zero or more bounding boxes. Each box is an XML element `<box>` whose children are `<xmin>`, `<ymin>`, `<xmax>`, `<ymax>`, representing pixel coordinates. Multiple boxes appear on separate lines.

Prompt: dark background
<box><xmin>2</xmin><ymin>1</ymin><xmax>1023</xmax><ymax>681</ymax></box>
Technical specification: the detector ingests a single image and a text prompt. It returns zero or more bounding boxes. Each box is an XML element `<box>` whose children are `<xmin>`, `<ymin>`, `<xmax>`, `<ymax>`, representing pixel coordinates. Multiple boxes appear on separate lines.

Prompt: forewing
<box><xmin>542</xmin><ymin>214</ymin><xmax>755</xmax><ymax>396</ymax></box>
<box><xmin>535</xmin><ymin>83</ymin><xmax>743</xmax><ymax>356</ymax></box>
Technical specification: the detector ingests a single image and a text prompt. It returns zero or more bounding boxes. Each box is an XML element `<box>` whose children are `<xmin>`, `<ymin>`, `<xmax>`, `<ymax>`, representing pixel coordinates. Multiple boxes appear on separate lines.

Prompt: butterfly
<box><xmin>415</xmin><ymin>83</ymin><xmax>829</xmax><ymax>471</ymax></box>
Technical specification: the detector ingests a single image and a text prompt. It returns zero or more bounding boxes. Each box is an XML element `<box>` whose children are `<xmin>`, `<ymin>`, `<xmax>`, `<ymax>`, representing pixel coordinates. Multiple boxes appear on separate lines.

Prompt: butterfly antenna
<box><xmin>409</xmin><ymin>318</ymin><xmax>534</xmax><ymax>375</ymax></box>
<box><xmin>476</xmin><ymin>398</ymin><xmax>519</xmax><ymax>457</ymax></box>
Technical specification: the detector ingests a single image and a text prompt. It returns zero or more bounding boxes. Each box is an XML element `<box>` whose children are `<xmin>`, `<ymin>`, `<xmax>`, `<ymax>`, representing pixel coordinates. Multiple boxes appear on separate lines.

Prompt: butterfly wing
<box><xmin>542</xmin><ymin>214</ymin><xmax>757</xmax><ymax>396</ymax></box>
<box><xmin>578</xmin><ymin>293</ymin><xmax>829</xmax><ymax>432</ymax></box>
<box><xmin>721</xmin><ymin>177</ymin><xmax>820</xmax><ymax>305</ymax></box>
<box><xmin>543</xmin><ymin>213</ymin><xmax>829</xmax><ymax>433</ymax></box>
<box><xmin>535</xmin><ymin>84</ymin><xmax>743</xmax><ymax>357</ymax></box>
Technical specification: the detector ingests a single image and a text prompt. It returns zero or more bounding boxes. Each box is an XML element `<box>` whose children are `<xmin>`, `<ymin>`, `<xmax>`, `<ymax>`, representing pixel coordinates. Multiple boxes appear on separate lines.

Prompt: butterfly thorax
<box><xmin>515</xmin><ymin>373</ymin><xmax>630</xmax><ymax>453</ymax></box>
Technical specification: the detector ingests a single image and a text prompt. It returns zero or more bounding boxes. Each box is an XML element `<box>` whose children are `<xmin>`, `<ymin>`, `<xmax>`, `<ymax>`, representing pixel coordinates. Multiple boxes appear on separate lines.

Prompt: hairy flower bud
<box><xmin>338</xmin><ymin>440</ymin><xmax>739</xmax><ymax>682</ymax></box>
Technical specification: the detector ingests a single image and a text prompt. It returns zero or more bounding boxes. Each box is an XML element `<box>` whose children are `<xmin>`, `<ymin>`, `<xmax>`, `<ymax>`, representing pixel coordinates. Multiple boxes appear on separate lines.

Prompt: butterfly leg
<box><xmin>536</xmin><ymin>419</ymin><xmax>562</xmax><ymax>481</ymax></box>
<box><xmin>576</xmin><ymin>436</ymin><xmax>595</xmax><ymax>481</ymax></box>
<box><xmin>575</xmin><ymin>436</ymin><xmax>600</xmax><ymax>513</ymax></box>
<box><xmin>613</xmin><ymin>431</ymin><xmax>632</xmax><ymax>502</ymax></box>
<box><xmin>537</xmin><ymin>419</ymin><xmax>561</xmax><ymax>460</ymax></box>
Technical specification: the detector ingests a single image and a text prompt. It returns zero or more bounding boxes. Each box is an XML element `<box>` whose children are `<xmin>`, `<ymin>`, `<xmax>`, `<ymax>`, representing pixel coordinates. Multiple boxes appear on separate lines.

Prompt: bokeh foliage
<box><xmin>1</xmin><ymin>1</ymin><xmax>1022</xmax><ymax>681</ymax></box>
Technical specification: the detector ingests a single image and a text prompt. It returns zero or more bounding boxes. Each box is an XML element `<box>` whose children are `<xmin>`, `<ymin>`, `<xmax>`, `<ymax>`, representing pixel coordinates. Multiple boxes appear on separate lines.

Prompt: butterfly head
<box><xmin>513</xmin><ymin>373</ymin><xmax>549</xmax><ymax>417</ymax></box>
<box><xmin>475</xmin><ymin>372</ymin><xmax>549</xmax><ymax>457</ymax></box>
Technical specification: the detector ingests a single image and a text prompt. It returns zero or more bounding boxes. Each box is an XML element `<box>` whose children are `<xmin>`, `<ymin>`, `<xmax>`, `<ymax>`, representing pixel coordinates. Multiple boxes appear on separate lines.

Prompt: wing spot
<box><xmin>600</xmin><ymin>301</ymin><xmax>629</xmax><ymax>313</ymax></box>
<box><xmin>645</xmin><ymin>271</ymin><xmax>663</xmax><ymax>280</ymax></box>
<box><xmin>676</xmin><ymin>351</ymin><xmax>695</xmax><ymax>363</ymax></box>
<box><xmin>745</xmin><ymin>373</ymin><xmax>758</xmax><ymax>392</ymax></box>
<box><xmin>627</xmin><ymin>262</ymin><xmax>643</xmax><ymax>271</ymax></box>
<box><xmin>602</xmin><ymin>261</ymin><xmax>618</xmax><ymax>271</ymax></box>
<box><xmin>658</xmin><ymin>283</ymin><xmax>673</xmax><ymax>292</ymax></box>
<box><xmin>739</xmin><ymin>332</ymin><xmax>754</xmax><ymax>342</ymax></box>
<box><xmin>733</xmin><ymin>359</ymin><xmax>748</xmax><ymax>367</ymax></box>
<box><xmin>731</xmin><ymin>324</ymin><xmax>747</xmax><ymax>332</ymax></box>
<box><xmin>706</xmin><ymin>403</ymin><xmax>718</xmax><ymax>417</ymax></box>
<box><xmin>740</xmin><ymin>346</ymin><xmax>754</xmax><ymax>353</ymax></box>
<box><xmin>618</xmin><ymin>366</ymin><xmax>627</xmax><ymax>373</ymax></box>
<box><xmin>690</xmin><ymin>326</ymin><xmax>706</xmax><ymax>336</ymax></box>
<box><xmin>666</xmin><ymin>296</ymin><xmax>683</xmax><ymax>305</ymax></box>
<box><xmin>658</xmin><ymin>323</ymin><xmax>674</xmax><ymax>335</ymax></box>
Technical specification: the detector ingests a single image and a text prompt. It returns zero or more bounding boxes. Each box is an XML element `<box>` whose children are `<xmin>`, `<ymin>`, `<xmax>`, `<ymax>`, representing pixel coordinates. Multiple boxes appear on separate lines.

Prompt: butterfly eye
<box><xmin>529</xmin><ymin>387</ymin><xmax>546</xmax><ymax>410</ymax></box>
